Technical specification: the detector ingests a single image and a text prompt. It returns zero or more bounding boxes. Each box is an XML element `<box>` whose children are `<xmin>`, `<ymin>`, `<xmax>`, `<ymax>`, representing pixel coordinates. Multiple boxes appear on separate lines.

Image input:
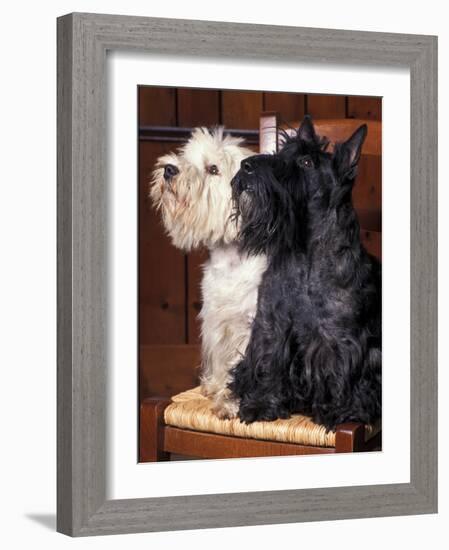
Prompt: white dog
<box><xmin>151</xmin><ymin>128</ymin><xmax>267</xmax><ymax>418</ymax></box>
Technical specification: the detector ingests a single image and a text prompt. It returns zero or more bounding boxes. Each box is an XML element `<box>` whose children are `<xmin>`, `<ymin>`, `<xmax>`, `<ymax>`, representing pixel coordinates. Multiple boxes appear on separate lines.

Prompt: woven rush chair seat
<box><xmin>164</xmin><ymin>386</ymin><xmax>379</xmax><ymax>448</ymax></box>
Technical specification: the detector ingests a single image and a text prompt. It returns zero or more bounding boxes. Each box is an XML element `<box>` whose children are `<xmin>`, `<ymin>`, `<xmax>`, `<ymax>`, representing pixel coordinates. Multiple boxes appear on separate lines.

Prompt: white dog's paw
<box><xmin>200</xmin><ymin>384</ymin><xmax>212</xmax><ymax>397</ymax></box>
<box><xmin>212</xmin><ymin>398</ymin><xmax>239</xmax><ymax>420</ymax></box>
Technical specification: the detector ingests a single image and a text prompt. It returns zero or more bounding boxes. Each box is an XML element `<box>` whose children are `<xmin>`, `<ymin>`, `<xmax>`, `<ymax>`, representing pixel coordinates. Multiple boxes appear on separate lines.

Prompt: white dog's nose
<box><xmin>164</xmin><ymin>164</ymin><xmax>179</xmax><ymax>180</ymax></box>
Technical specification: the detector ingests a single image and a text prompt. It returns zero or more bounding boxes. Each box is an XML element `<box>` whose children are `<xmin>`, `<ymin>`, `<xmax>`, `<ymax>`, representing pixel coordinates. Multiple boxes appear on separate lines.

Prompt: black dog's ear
<box><xmin>297</xmin><ymin>115</ymin><xmax>317</xmax><ymax>144</ymax></box>
<box><xmin>334</xmin><ymin>124</ymin><xmax>367</xmax><ymax>179</ymax></box>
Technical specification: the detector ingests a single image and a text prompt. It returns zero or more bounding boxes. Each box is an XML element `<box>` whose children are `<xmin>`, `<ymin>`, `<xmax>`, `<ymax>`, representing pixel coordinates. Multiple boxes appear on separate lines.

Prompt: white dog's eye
<box><xmin>206</xmin><ymin>164</ymin><xmax>220</xmax><ymax>176</ymax></box>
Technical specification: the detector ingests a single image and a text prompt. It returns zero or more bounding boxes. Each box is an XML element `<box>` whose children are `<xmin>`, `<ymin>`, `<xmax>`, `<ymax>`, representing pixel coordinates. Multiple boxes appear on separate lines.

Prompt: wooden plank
<box><xmin>177</xmin><ymin>88</ymin><xmax>220</xmax><ymax>127</ymax></box>
<box><xmin>139</xmin><ymin>398</ymin><xmax>171</xmax><ymax>462</ymax></box>
<box><xmin>280</xmin><ymin>119</ymin><xmax>381</xmax><ymax>155</ymax></box>
<box><xmin>222</xmin><ymin>90</ymin><xmax>263</xmax><ymax>129</ymax></box>
<box><xmin>263</xmin><ymin>92</ymin><xmax>305</xmax><ymax>122</ymax></box>
<box><xmin>356</xmin><ymin>209</ymin><xmax>381</xmax><ymax>233</ymax></box>
<box><xmin>314</xmin><ymin>119</ymin><xmax>382</xmax><ymax>155</ymax></box>
<box><xmin>187</xmin><ymin>249</ymin><xmax>209</xmax><ymax>345</ymax></box>
<box><xmin>139</xmin><ymin>141</ymin><xmax>186</xmax><ymax>346</ymax></box>
<box><xmin>163</xmin><ymin>427</ymin><xmax>336</xmax><ymax>459</ymax></box>
<box><xmin>348</xmin><ymin>96</ymin><xmax>382</xmax><ymax>120</ymax></box>
<box><xmin>334</xmin><ymin>423</ymin><xmax>366</xmax><ymax>453</ymax></box>
<box><xmin>307</xmin><ymin>93</ymin><xmax>346</xmax><ymax>118</ymax></box>
<box><xmin>360</xmin><ymin>230</ymin><xmax>381</xmax><ymax>261</ymax></box>
<box><xmin>260</xmin><ymin>111</ymin><xmax>279</xmax><ymax>153</ymax></box>
<box><xmin>139</xmin><ymin>344</ymin><xmax>201</xmax><ymax>399</ymax></box>
<box><xmin>138</xmin><ymin>86</ymin><xmax>176</xmax><ymax>126</ymax></box>
<box><xmin>353</xmin><ymin>154</ymin><xmax>382</xmax><ymax>218</ymax></box>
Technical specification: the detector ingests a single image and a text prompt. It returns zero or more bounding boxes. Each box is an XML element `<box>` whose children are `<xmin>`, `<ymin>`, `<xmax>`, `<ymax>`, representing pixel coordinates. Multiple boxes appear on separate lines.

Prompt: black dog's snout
<box><xmin>163</xmin><ymin>164</ymin><xmax>179</xmax><ymax>181</ymax></box>
<box><xmin>241</xmin><ymin>160</ymin><xmax>254</xmax><ymax>174</ymax></box>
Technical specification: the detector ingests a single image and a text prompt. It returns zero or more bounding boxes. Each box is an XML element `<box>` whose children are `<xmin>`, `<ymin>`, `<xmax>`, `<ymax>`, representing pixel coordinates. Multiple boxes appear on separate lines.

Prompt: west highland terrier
<box><xmin>151</xmin><ymin>127</ymin><xmax>267</xmax><ymax>418</ymax></box>
<box><xmin>229</xmin><ymin>116</ymin><xmax>382</xmax><ymax>429</ymax></box>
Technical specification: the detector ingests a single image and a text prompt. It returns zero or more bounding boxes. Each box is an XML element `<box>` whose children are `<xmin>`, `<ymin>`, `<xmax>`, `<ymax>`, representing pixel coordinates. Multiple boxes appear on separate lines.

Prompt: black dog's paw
<box><xmin>238</xmin><ymin>400</ymin><xmax>290</xmax><ymax>423</ymax></box>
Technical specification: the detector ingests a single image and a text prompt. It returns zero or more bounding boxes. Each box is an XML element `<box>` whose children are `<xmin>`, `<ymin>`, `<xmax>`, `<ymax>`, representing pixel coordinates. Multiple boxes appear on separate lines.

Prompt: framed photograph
<box><xmin>137</xmin><ymin>86</ymin><xmax>382</xmax><ymax>466</ymax></box>
<box><xmin>57</xmin><ymin>13</ymin><xmax>437</xmax><ymax>536</ymax></box>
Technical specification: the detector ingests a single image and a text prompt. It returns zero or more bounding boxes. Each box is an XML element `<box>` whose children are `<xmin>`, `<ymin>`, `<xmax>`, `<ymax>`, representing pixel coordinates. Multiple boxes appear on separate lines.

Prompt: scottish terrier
<box><xmin>229</xmin><ymin>116</ymin><xmax>381</xmax><ymax>430</ymax></box>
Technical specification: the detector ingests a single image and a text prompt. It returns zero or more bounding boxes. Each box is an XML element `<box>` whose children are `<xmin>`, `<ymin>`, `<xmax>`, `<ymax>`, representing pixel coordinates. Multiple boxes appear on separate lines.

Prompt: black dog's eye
<box><xmin>206</xmin><ymin>164</ymin><xmax>220</xmax><ymax>175</ymax></box>
<box><xmin>242</xmin><ymin>160</ymin><xmax>254</xmax><ymax>174</ymax></box>
<box><xmin>298</xmin><ymin>155</ymin><xmax>314</xmax><ymax>169</ymax></box>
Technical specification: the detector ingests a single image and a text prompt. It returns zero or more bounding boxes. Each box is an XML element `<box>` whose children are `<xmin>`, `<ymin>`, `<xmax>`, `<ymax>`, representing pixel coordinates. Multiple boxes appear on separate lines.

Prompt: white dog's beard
<box><xmin>156</xmin><ymin>184</ymin><xmax>238</xmax><ymax>250</ymax></box>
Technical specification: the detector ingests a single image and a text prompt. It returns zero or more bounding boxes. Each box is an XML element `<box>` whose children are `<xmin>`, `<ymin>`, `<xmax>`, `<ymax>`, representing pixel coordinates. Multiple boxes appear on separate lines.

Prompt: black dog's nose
<box><xmin>241</xmin><ymin>160</ymin><xmax>254</xmax><ymax>174</ymax></box>
<box><xmin>164</xmin><ymin>164</ymin><xmax>179</xmax><ymax>180</ymax></box>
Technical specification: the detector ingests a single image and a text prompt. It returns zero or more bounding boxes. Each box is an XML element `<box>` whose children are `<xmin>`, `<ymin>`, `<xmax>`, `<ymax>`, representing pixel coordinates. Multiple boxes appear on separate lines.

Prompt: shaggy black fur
<box><xmin>229</xmin><ymin>116</ymin><xmax>381</xmax><ymax>430</ymax></box>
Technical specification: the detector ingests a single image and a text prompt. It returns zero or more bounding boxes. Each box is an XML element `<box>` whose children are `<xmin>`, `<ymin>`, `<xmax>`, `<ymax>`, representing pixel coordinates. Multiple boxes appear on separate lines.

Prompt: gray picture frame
<box><xmin>57</xmin><ymin>12</ymin><xmax>438</xmax><ymax>536</ymax></box>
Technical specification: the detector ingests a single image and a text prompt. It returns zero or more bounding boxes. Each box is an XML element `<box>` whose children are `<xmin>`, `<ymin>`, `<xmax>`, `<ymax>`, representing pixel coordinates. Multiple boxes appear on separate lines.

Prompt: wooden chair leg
<box><xmin>335</xmin><ymin>423</ymin><xmax>366</xmax><ymax>453</ymax></box>
<box><xmin>139</xmin><ymin>397</ymin><xmax>171</xmax><ymax>462</ymax></box>
<box><xmin>259</xmin><ymin>111</ymin><xmax>279</xmax><ymax>153</ymax></box>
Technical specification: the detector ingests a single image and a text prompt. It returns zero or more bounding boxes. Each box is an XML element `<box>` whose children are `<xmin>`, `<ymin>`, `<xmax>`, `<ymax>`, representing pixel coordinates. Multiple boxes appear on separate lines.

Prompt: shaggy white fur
<box><xmin>200</xmin><ymin>244</ymin><xmax>266</xmax><ymax>417</ymax></box>
<box><xmin>151</xmin><ymin>128</ymin><xmax>267</xmax><ymax>418</ymax></box>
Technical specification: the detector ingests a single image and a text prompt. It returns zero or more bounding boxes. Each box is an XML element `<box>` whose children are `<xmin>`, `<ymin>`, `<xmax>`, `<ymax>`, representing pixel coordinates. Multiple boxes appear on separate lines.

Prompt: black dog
<box><xmin>229</xmin><ymin>116</ymin><xmax>381</xmax><ymax>430</ymax></box>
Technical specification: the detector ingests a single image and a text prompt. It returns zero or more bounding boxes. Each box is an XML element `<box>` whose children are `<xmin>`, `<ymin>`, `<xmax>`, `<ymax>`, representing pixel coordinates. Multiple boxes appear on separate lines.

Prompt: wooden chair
<box><xmin>140</xmin><ymin>391</ymin><xmax>381</xmax><ymax>462</ymax></box>
<box><xmin>139</xmin><ymin>113</ymin><xmax>382</xmax><ymax>463</ymax></box>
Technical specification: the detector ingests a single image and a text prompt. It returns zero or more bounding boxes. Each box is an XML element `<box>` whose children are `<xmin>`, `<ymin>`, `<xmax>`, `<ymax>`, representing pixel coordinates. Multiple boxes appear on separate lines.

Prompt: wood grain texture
<box><xmin>187</xmin><ymin>248</ymin><xmax>209</xmax><ymax>344</ymax></box>
<box><xmin>222</xmin><ymin>90</ymin><xmax>263</xmax><ymax>128</ymax></box>
<box><xmin>139</xmin><ymin>87</ymin><xmax>176</xmax><ymax>126</ymax></box>
<box><xmin>57</xmin><ymin>12</ymin><xmax>437</xmax><ymax>536</ymax></box>
<box><xmin>57</xmin><ymin>14</ymin><xmax>74</xmax><ymax>536</ymax></box>
<box><xmin>58</xmin><ymin>13</ymin><xmax>108</xmax><ymax>534</ymax></box>
<box><xmin>347</xmin><ymin>96</ymin><xmax>382</xmax><ymax>120</ymax></box>
<box><xmin>163</xmin><ymin>426</ymin><xmax>336</xmax><ymax>458</ymax></box>
<box><xmin>360</xmin><ymin>230</ymin><xmax>381</xmax><ymax>260</ymax></box>
<box><xmin>139</xmin><ymin>344</ymin><xmax>200</xmax><ymax>400</ymax></box>
<box><xmin>409</xmin><ymin>33</ymin><xmax>438</xmax><ymax>509</ymax></box>
<box><xmin>307</xmin><ymin>94</ymin><xmax>346</xmax><ymax>118</ymax></box>
<box><xmin>282</xmin><ymin>119</ymin><xmax>381</xmax><ymax>155</ymax></box>
<box><xmin>260</xmin><ymin>111</ymin><xmax>279</xmax><ymax>154</ymax></box>
<box><xmin>352</xmin><ymin>154</ymin><xmax>382</xmax><ymax>216</ymax></box>
<box><xmin>177</xmin><ymin>88</ymin><xmax>220</xmax><ymax>126</ymax></box>
<box><xmin>139</xmin><ymin>398</ymin><xmax>172</xmax><ymax>462</ymax></box>
<box><xmin>334</xmin><ymin>423</ymin><xmax>365</xmax><ymax>453</ymax></box>
<box><xmin>263</xmin><ymin>92</ymin><xmax>305</xmax><ymax>122</ymax></box>
<box><xmin>139</xmin><ymin>141</ymin><xmax>186</xmax><ymax>345</ymax></box>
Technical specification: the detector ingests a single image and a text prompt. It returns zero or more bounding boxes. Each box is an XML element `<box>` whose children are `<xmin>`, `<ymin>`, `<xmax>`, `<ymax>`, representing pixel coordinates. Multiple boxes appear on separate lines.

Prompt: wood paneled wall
<box><xmin>138</xmin><ymin>87</ymin><xmax>381</xmax><ymax>399</ymax></box>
